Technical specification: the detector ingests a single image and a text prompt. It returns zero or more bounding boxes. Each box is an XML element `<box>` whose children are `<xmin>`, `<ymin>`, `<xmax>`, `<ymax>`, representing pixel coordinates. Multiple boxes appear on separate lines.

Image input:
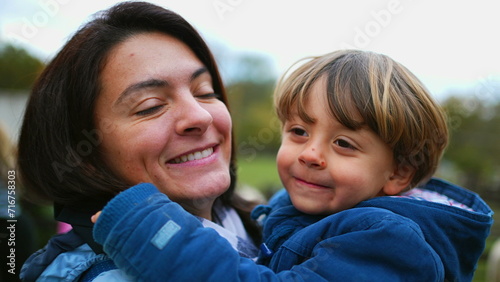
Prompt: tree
<box><xmin>224</xmin><ymin>54</ymin><xmax>281</xmax><ymax>160</ymax></box>
<box><xmin>441</xmin><ymin>88</ymin><xmax>500</xmax><ymax>197</ymax></box>
<box><xmin>0</xmin><ymin>43</ymin><xmax>44</xmax><ymax>90</ymax></box>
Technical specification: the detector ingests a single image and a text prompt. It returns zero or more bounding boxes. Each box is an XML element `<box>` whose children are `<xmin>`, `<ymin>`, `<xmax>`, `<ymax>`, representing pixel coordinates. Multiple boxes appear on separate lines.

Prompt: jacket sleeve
<box><xmin>93</xmin><ymin>184</ymin><xmax>444</xmax><ymax>281</ymax></box>
<box><xmin>93</xmin><ymin>183</ymin><xmax>282</xmax><ymax>281</ymax></box>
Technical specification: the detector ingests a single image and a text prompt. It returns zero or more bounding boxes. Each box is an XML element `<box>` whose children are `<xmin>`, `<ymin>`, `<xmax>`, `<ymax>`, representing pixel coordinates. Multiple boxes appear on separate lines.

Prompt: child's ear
<box><xmin>383</xmin><ymin>164</ymin><xmax>416</xmax><ymax>195</ymax></box>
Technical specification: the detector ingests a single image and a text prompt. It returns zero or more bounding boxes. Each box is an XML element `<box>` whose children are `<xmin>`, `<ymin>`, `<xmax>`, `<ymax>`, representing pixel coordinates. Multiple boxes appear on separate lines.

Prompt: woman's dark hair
<box><xmin>18</xmin><ymin>1</ymin><xmax>260</xmax><ymax>239</ymax></box>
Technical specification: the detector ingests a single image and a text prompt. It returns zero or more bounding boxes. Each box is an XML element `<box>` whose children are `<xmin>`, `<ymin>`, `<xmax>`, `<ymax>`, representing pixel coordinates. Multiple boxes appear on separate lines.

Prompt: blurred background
<box><xmin>1</xmin><ymin>0</ymin><xmax>499</xmax><ymax>280</ymax></box>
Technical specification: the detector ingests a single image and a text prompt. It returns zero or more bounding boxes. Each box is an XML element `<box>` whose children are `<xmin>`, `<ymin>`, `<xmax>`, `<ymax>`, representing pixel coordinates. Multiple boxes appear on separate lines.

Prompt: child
<box><xmin>93</xmin><ymin>50</ymin><xmax>493</xmax><ymax>281</ymax></box>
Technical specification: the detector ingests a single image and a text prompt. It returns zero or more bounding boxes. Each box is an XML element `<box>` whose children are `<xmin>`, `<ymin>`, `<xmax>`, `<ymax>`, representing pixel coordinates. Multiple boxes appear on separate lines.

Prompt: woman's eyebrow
<box><xmin>191</xmin><ymin>67</ymin><xmax>208</xmax><ymax>81</ymax></box>
<box><xmin>115</xmin><ymin>78</ymin><xmax>168</xmax><ymax>106</ymax></box>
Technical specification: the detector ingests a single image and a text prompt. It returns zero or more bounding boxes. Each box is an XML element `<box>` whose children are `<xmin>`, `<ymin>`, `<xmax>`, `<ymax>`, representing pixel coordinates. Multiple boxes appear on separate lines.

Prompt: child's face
<box><xmin>277</xmin><ymin>76</ymin><xmax>398</xmax><ymax>215</ymax></box>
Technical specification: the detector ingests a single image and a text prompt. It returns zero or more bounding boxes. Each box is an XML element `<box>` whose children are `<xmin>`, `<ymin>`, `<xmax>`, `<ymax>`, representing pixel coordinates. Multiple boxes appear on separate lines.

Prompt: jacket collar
<box><xmin>54</xmin><ymin>203</ymin><xmax>104</xmax><ymax>254</ymax></box>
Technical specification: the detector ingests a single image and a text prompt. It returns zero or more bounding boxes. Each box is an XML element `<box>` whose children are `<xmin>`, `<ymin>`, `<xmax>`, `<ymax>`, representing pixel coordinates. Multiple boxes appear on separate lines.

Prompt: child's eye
<box><xmin>290</xmin><ymin>127</ymin><xmax>308</xmax><ymax>137</ymax></box>
<box><xmin>334</xmin><ymin>139</ymin><xmax>356</xmax><ymax>150</ymax></box>
<box><xmin>136</xmin><ymin>105</ymin><xmax>164</xmax><ymax>116</ymax></box>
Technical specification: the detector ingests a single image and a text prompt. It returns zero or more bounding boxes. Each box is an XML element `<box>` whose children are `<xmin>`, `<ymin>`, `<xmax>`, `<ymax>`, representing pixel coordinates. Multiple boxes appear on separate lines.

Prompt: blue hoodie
<box><xmin>93</xmin><ymin>178</ymin><xmax>493</xmax><ymax>281</ymax></box>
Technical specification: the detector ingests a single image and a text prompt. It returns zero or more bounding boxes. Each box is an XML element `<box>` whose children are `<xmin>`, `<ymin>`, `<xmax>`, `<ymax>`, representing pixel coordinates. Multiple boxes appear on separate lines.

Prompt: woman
<box><xmin>18</xmin><ymin>2</ymin><xmax>260</xmax><ymax>280</ymax></box>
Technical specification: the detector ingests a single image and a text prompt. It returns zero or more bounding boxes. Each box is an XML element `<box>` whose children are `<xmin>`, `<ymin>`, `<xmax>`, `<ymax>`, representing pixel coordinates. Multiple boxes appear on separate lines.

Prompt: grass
<box><xmin>237</xmin><ymin>155</ymin><xmax>499</xmax><ymax>281</ymax></box>
<box><xmin>236</xmin><ymin>154</ymin><xmax>281</xmax><ymax>196</ymax></box>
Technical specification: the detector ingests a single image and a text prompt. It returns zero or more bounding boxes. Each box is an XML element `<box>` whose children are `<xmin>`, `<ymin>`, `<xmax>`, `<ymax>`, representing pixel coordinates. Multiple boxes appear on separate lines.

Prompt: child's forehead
<box><xmin>285</xmin><ymin>95</ymin><xmax>366</xmax><ymax>128</ymax></box>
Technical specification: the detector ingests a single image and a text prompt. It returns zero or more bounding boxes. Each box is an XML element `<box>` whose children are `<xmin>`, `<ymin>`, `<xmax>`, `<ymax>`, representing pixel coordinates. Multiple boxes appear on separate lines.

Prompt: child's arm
<box><xmin>93</xmin><ymin>183</ymin><xmax>444</xmax><ymax>281</ymax></box>
<box><xmin>93</xmin><ymin>183</ymin><xmax>283</xmax><ymax>281</ymax></box>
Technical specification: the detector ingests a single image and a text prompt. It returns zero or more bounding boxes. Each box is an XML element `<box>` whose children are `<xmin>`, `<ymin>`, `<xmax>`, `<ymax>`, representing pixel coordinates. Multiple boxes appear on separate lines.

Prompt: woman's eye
<box><xmin>334</xmin><ymin>139</ymin><xmax>356</xmax><ymax>150</ymax></box>
<box><xmin>136</xmin><ymin>105</ymin><xmax>164</xmax><ymax>116</ymax></box>
<box><xmin>197</xmin><ymin>93</ymin><xmax>221</xmax><ymax>100</ymax></box>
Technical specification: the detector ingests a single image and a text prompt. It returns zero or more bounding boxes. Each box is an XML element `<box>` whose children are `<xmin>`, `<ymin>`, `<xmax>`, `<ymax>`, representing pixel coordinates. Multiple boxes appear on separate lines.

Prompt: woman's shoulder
<box><xmin>20</xmin><ymin>230</ymin><xmax>123</xmax><ymax>281</ymax></box>
<box><xmin>91</xmin><ymin>267</ymin><xmax>135</xmax><ymax>281</ymax></box>
<box><xmin>24</xmin><ymin>243</ymin><xmax>106</xmax><ymax>281</ymax></box>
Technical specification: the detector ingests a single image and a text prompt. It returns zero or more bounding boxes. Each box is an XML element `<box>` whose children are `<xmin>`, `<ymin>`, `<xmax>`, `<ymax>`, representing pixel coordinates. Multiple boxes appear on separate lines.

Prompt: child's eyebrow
<box><xmin>286</xmin><ymin>110</ymin><xmax>316</xmax><ymax>124</ymax></box>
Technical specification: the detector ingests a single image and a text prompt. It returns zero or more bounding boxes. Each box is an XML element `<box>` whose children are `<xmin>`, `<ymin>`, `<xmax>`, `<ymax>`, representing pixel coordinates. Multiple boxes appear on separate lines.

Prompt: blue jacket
<box><xmin>254</xmin><ymin>178</ymin><xmax>492</xmax><ymax>281</ymax></box>
<box><xmin>20</xmin><ymin>204</ymin><xmax>133</xmax><ymax>282</ymax></box>
<box><xmin>93</xmin><ymin>178</ymin><xmax>493</xmax><ymax>281</ymax></box>
<box><xmin>19</xmin><ymin>229</ymin><xmax>133</xmax><ymax>281</ymax></box>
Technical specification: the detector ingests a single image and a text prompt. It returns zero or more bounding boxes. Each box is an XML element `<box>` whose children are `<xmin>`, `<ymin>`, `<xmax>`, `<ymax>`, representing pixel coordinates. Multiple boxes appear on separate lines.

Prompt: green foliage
<box><xmin>226</xmin><ymin>55</ymin><xmax>282</xmax><ymax>157</ymax></box>
<box><xmin>441</xmin><ymin>92</ymin><xmax>500</xmax><ymax>195</ymax></box>
<box><xmin>0</xmin><ymin>43</ymin><xmax>44</xmax><ymax>90</ymax></box>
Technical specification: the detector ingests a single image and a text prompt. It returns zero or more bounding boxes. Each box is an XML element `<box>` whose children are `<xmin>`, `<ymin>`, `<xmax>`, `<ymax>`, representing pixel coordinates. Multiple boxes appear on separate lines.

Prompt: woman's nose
<box><xmin>298</xmin><ymin>145</ymin><xmax>326</xmax><ymax>169</ymax></box>
<box><xmin>175</xmin><ymin>96</ymin><xmax>213</xmax><ymax>135</ymax></box>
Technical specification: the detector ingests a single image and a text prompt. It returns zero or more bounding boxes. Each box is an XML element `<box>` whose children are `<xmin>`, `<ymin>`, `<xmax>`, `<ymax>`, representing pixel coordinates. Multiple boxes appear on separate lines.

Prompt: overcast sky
<box><xmin>1</xmin><ymin>0</ymin><xmax>499</xmax><ymax>100</ymax></box>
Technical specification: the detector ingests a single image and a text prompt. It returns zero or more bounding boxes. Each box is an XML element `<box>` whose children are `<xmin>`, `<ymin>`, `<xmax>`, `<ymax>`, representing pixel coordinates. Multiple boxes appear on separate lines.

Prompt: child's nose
<box><xmin>298</xmin><ymin>146</ymin><xmax>326</xmax><ymax>169</ymax></box>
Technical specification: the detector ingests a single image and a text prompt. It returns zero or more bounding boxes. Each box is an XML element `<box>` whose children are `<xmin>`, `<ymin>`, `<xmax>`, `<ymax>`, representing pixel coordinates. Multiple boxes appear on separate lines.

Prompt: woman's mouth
<box><xmin>169</xmin><ymin>147</ymin><xmax>214</xmax><ymax>164</ymax></box>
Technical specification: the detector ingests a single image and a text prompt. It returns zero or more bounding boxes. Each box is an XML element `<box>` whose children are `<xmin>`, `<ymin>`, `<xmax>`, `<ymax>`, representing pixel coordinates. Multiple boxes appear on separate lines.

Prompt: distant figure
<box><xmin>487</xmin><ymin>238</ymin><xmax>500</xmax><ymax>282</ymax></box>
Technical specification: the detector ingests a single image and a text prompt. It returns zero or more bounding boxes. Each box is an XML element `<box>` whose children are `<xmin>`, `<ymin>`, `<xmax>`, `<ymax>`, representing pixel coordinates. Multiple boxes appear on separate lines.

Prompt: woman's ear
<box><xmin>383</xmin><ymin>163</ymin><xmax>416</xmax><ymax>195</ymax></box>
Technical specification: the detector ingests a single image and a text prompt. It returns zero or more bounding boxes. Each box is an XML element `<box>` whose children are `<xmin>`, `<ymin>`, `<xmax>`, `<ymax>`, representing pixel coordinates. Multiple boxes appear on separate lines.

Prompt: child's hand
<box><xmin>91</xmin><ymin>211</ymin><xmax>101</xmax><ymax>223</ymax></box>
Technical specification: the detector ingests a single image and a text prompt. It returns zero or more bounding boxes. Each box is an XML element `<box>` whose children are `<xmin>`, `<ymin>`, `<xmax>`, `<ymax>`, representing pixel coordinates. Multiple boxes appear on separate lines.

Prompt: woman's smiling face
<box><xmin>94</xmin><ymin>32</ymin><xmax>232</xmax><ymax>218</ymax></box>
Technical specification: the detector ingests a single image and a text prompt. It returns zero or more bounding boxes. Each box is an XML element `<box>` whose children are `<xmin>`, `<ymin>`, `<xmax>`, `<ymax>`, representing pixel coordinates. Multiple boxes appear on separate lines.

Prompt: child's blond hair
<box><xmin>275</xmin><ymin>50</ymin><xmax>448</xmax><ymax>188</ymax></box>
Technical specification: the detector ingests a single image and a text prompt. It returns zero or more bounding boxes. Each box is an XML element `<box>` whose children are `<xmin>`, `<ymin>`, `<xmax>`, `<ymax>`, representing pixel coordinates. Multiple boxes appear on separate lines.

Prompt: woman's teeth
<box><xmin>172</xmin><ymin>147</ymin><xmax>213</xmax><ymax>164</ymax></box>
